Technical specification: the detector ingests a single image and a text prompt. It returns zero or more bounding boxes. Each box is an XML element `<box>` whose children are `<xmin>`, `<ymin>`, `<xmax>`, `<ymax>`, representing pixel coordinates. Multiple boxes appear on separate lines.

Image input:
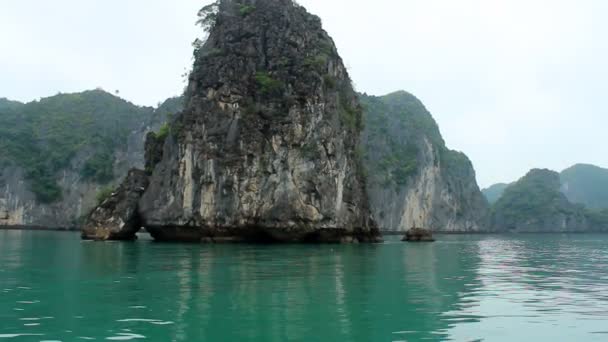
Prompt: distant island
<box><xmin>483</xmin><ymin>165</ymin><xmax>608</xmax><ymax>232</ymax></box>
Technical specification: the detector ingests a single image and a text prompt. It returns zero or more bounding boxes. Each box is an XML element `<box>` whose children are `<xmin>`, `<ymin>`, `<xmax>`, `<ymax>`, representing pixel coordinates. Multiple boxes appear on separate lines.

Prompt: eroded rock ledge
<box><xmin>81</xmin><ymin>169</ymin><xmax>148</xmax><ymax>241</ymax></box>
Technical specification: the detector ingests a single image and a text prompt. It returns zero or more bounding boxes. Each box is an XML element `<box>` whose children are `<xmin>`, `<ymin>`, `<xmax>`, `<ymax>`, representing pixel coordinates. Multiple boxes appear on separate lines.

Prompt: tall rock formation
<box><xmin>360</xmin><ymin>92</ymin><xmax>489</xmax><ymax>232</ymax></box>
<box><xmin>138</xmin><ymin>0</ymin><xmax>379</xmax><ymax>242</ymax></box>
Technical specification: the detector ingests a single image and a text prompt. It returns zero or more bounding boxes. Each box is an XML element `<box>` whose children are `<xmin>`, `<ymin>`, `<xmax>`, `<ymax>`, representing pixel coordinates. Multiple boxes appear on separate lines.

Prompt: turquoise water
<box><xmin>1</xmin><ymin>231</ymin><xmax>608</xmax><ymax>341</ymax></box>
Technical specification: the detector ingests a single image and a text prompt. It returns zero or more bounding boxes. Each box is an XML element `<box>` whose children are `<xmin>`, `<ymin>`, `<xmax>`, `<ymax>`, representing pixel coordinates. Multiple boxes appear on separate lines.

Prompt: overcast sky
<box><xmin>1</xmin><ymin>0</ymin><xmax>607</xmax><ymax>187</ymax></box>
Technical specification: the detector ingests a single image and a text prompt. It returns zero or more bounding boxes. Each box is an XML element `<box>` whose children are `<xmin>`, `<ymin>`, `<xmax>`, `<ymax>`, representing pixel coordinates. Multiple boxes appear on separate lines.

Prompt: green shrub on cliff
<box><xmin>156</xmin><ymin>122</ymin><xmax>170</xmax><ymax>140</ymax></box>
<box><xmin>239</xmin><ymin>4</ymin><xmax>256</xmax><ymax>16</ymax></box>
<box><xmin>30</xmin><ymin>175</ymin><xmax>63</xmax><ymax>203</ymax></box>
<box><xmin>255</xmin><ymin>72</ymin><xmax>283</xmax><ymax>96</ymax></box>
<box><xmin>81</xmin><ymin>153</ymin><xmax>114</xmax><ymax>184</ymax></box>
<box><xmin>197</xmin><ymin>1</ymin><xmax>220</xmax><ymax>32</ymax></box>
<box><xmin>95</xmin><ymin>186</ymin><xmax>115</xmax><ymax>205</ymax></box>
<box><xmin>393</xmin><ymin>145</ymin><xmax>419</xmax><ymax>185</ymax></box>
<box><xmin>339</xmin><ymin>87</ymin><xmax>363</xmax><ymax>130</ymax></box>
<box><xmin>304</xmin><ymin>54</ymin><xmax>328</xmax><ymax>72</ymax></box>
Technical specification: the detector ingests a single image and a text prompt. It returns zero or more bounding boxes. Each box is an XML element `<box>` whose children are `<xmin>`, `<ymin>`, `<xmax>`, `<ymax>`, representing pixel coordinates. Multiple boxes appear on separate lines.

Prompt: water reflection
<box><xmin>446</xmin><ymin>235</ymin><xmax>608</xmax><ymax>341</ymax></box>
<box><xmin>132</xmin><ymin>240</ymin><xmax>484</xmax><ymax>341</ymax></box>
<box><xmin>2</xmin><ymin>231</ymin><xmax>608</xmax><ymax>341</ymax></box>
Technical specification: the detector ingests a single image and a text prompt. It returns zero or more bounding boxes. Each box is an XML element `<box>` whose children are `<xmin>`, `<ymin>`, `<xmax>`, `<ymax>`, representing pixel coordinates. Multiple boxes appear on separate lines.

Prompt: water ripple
<box><xmin>106</xmin><ymin>333</ymin><xmax>146</xmax><ymax>340</ymax></box>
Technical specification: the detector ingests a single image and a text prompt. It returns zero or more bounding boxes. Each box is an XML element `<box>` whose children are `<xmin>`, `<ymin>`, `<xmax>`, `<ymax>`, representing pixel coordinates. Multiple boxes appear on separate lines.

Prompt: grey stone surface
<box><xmin>139</xmin><ymin>0</ymin><xmax>379</xmax><ymax>242</ymax></box>
<box><xmin>82</xmin><ymin>169</ymin><xmax>149</xmax><ymax>241</ymax></box>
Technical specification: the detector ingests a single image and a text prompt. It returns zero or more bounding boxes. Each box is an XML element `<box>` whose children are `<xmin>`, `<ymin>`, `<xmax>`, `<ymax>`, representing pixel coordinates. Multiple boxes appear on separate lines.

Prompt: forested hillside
<box><xmin>0</xmin><ymin>90</ymin><xmax>182</xmax><ymax>227</ymax></box>
<box><xmin>0</xmin><ymin>90</ymin><xmax>154</xmax><ymax>202</ymax></box>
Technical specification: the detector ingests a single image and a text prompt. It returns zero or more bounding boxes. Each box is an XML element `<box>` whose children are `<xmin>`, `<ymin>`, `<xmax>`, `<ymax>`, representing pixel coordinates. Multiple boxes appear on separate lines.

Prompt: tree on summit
<box><xmin>197</xmin><ymin>1</ymin><xmax>220</xmax><ymax>32</ymax></box>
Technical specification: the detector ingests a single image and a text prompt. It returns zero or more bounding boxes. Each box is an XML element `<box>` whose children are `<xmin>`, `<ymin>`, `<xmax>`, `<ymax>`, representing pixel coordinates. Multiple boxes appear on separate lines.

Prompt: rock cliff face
<box><xmin>139</xmin><ymin>0</ymin><xmax>379</xmax><ymax>242</ymax></box>
<box><xmin>0</xmin><ymin>92</ymin><xmax>180</xmax><ymax>228</ymax></box>
<box><xmin>491</xmin><ymin>169</ymin><xmax>592</xmax><ymax>232</ymax></box>
<box><xmin>0</xmin><ymin>164</ymin><xmax>106</xmax><ymax>228</ymax></box>
<box><xmin>360</xmin><ymin>92</ymin><xmax>489</xmax><ymax>232</ymax></box>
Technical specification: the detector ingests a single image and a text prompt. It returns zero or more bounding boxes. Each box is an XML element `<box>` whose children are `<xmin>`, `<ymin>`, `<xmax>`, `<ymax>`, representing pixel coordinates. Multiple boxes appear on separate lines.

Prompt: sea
<box><xmin>1</xmin><ymin>230</ymin><xmax>608</xmax><ymax>341</ymax></box>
